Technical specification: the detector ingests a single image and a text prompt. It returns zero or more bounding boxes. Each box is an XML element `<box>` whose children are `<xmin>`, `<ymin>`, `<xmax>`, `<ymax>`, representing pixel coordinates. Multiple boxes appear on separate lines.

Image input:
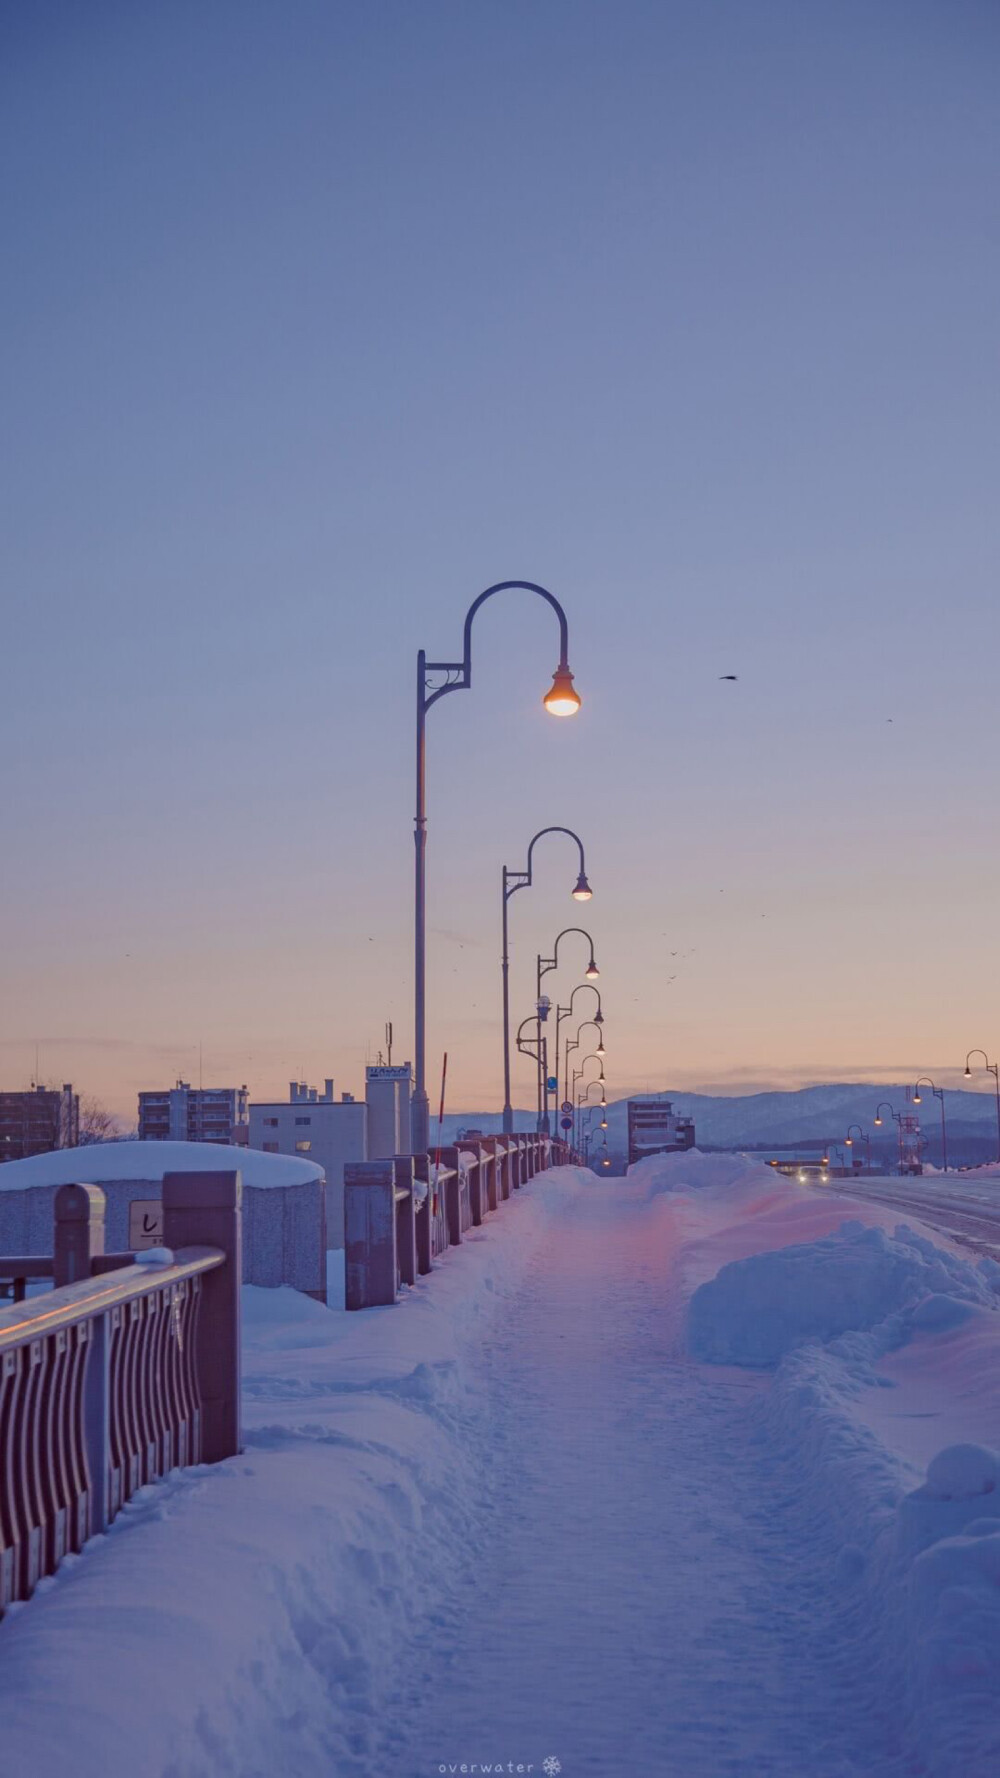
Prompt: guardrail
<box><xmin>344</xmin><ymin>1134</ymin><xmax>570</xmax><ymax>1310</ymax></box>
<box><xmin>0</xmin><ymin>1169</ymin><xmax>242</xmax><ymax>1615</ymax></box>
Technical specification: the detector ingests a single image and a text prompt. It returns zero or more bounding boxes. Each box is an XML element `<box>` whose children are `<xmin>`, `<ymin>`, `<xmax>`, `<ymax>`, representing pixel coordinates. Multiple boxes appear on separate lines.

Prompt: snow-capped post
<box><xmin>161</xmin><ymin>1170</ymin><xmax>242</xmax><ymax>1463</ymax></box>
<box><xmin>412</xmin><ymin>1154</ymin><xmax>434</xmax><ymax>1274</ymax></box>
<box><xmin>456</xmin><ymin>1141</ymin><xmax>485</xmax><ymax>1226</ymax></box>
<box><xmin>53</xmin><ymin>1182</ymin><xmax>106</xmax><ymax>1287</ymax></box>
<box><xmin>393</xmin><ymin>1155</ymin><xmax>417</xmax><ymax>1287</ymax></box>
<box><xmin>478</xmin><ymin>1137</ymin><xmax>501</xmax><ymax>1211</ymax></box>
<box><xmin>438</xmin><ymin>1146</ymin><xmax>465</xmax><ymax>1244</ymax></box>
<box><xmin>344</xmin><ymin>1159</ymin><xmax>398</xmax><ymax>1308</ymax></box>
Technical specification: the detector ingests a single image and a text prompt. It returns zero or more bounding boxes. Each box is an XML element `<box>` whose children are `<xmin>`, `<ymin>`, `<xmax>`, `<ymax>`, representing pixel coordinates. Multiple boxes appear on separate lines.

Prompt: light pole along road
<box><xmin>963</xmin><ymin>1049</ymin><xmax>1000</xmax><ymax>1166</ymax></box>
<box><xmin>536</xmin><ymin>928</ymin><xmax>599</xmax><ymax>1133</ymax></box>
<box><xmin>412</xmin><ymin>582</ymin><xmax>581</xmax><ymax>1154</ymax></box>
<box><xmin>913</xmin><ymin>1078</ymin><xmax>948</xmax><ymax>1173</ymax></box>
<box><xmin>500</xmin><ymin>828</ymin><xmax>592</xmax><ymax>1136</ymax></box>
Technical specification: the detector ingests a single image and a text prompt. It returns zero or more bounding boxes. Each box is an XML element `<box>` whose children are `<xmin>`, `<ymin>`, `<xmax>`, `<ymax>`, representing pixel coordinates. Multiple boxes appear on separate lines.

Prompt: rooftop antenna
<box><xmin>386</xmin><ymin>1022</ymin><xmax>393</xmax><ymax>1067</ymax></box>
<box><xmin>199</xmin><ymin>1041</ymin><xmax>203</xmax><ymax>1092</ymax></box>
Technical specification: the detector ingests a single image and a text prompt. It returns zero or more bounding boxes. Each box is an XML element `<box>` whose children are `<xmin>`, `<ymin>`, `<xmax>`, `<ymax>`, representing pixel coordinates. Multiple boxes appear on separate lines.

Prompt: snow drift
<box><xmin>688</xmin><ymin>1218</ymin><xmax>999</xmax><ymax>1366</ymax></box>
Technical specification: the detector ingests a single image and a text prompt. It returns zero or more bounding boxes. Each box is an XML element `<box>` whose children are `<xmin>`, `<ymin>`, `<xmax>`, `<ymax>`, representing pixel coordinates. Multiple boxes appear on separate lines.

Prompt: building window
<box><xmin>262</xmin><ymin>1141</ymin><xmax>279</xmax><ymax>1153</ymax></box>
<box><xmin>295</xmin><ymin>1139</ymin><xmax>312</xmax><ymax>1153</ymax></box>
<box><xmin>263</xmin><ymin>1117</ymin><xmax>278</xmax><ymax>1128</ymax></box>
<box><xmin>294</xmin><ymin>1116</ymin><xmax>310</xmax><ymax>1126</ymax></box>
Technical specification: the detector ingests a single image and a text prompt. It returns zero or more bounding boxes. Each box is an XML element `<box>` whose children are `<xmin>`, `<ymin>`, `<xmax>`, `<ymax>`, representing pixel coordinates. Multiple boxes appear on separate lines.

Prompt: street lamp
<box><xmin>502</xmin><ymin>828</ymin><xmax>592</xmax><ymax>1135</ymax></box>
<box><xmin>874</xmin><ymin>1102</ymin><xmax>904</xmax><ymax>1173</ymax></box>
<box><xmin>515</xmin><ymin>1016</ymin><xmax>547</xmax><ymax>1132</ymax></box>
<box><xmin>913</xmin><ymin>1078</ymin><xmax>948</xmax><ymax>1173</ymax></box>
<box><xmin>413</xmin><ymin>581</ymin><xmax>580</xmax><ymax>1153</ymax></box>
<box><xmin>536</xmin><ymin>929</ymin><xmax>599</xmax><ymax>1129</ymax></box>
<box><xmin>845</xmin><ymin>1124</ymin><xmax>871</xmax><ymax>1171</ymax></box>
<box><xmin>963</xmin><ymin>1050</ymin><xmax>1000</xmax><ymax>1166</ymax></box>
<box><xmin>557</xmin><ymin>984</ymin><xmax>604</xmax><ymax>1103</ymax></box>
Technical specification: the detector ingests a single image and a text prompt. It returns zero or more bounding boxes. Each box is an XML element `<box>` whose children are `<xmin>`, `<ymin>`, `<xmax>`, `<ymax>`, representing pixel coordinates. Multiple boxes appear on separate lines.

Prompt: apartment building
<box><xmin>138</xmin><ymin>1081</ymin><xmax>249</xmax><ymax>1146</ymax></box>
<box><xmin>0</xmin><ymin>1083</ymin><xmax>79</xmax><ymax>1163</ymax></box>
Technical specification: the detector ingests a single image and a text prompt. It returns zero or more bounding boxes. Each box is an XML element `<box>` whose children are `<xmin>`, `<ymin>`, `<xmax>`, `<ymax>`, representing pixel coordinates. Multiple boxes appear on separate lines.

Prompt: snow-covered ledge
<box><xmin>0</xmin><ymin>1141</ymin><xmax>327</xmax><ymax>1301</ymax></box>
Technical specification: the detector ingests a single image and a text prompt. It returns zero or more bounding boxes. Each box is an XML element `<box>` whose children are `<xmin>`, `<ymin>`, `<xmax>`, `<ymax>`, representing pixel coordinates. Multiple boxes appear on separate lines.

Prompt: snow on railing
<box><xmin>0</xmin><ymin>1171</ymin><xmax>242</xmax><ymax>1616</ymax></box>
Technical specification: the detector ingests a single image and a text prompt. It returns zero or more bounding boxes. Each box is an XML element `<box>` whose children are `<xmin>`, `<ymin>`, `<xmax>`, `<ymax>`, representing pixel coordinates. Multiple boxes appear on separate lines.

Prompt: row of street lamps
<box><xmin>843</xmin><ymin>1049</ymin><xmax>1000</xmax><ymax>1172</ymax></box>
<box><xmin>412</xmin><ymin>581</ymin><xmax>604</xmax><ymax>1155</ymax></box>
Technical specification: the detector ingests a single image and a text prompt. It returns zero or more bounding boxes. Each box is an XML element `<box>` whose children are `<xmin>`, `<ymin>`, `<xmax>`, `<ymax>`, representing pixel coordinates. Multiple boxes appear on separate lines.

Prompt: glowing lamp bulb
<box><xmin>845</xmin><ymin>1137</ymin><xmax>852</xmax><ymax>1145</ymax></box>
<box><xmin>585</xmin><ymin>961</ymin><xmax>600</xmax><ymax>980</ymax></box>
<box><xmin>964</xmin><ymin>1068</ymin><xmax>972</xmax><ymax>1079</ymax></box>
<box><xmin>572</xmin><ymin>873</ymin><xmax>593</xmax><ymax>902</ymax></box>
<box><xmin>874</xmin><ymin>1116</ymin><xmax>882</xmax><ymax>1126</ymax></box>
<box><xmin>913</xmin><ymin>1094</ymin><xmax>921</xmax><ymax>1104</ymax></box>
<box><xmin>544</xmin><ymin>666</ymin><xmax>581</xmax><ymax>717</ymax></box>
<box><xmin>596</xmin><ymin>1041</ymin><xmax>605</xmax><ymax>1057</ymax></box>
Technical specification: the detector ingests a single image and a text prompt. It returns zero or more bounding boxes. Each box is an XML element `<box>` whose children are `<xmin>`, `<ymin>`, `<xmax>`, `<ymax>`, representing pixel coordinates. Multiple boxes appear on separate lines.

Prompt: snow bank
<box><xmin>627</xmin><ymin>1146</ymin><xmax>767</xmax><ymax>1195</ymax></box>
<box><xmin>688</xmin><ymin>1219</ymin><xmax>999</xmax><ymax>1366</ymax></box>
<box><xmin>0</xmin><ymin>1139</ymin><xmax>322</xmax><ymax>1190</ymax></box>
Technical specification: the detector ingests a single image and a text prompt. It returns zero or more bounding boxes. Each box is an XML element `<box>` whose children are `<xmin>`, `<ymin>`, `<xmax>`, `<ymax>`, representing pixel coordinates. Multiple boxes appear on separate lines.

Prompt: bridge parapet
<box><xmin>344</xmin><ymin>1135</ymin><xmax>569</xmax><ymax>1310</ymax></box>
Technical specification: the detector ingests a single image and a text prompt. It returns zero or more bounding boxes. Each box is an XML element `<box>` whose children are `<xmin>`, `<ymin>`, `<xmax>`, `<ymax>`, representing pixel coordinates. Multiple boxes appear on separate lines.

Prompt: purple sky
<box><xmin>2</xmin><ymin>1</ymin><xmax>998</xmax><ymax>1120</ymax></box>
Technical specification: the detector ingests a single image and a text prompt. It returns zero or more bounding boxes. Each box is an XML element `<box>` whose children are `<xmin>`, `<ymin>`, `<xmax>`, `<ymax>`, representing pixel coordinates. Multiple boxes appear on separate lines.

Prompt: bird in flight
<box><xmin>719</xmin><ymin>674</ymin><xmax>738</xmax><ymax>681</ymax></box>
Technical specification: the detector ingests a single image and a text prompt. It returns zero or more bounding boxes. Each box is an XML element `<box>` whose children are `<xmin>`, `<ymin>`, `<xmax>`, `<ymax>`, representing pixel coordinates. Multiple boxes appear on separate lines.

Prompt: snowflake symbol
<box><xmin>542</xmin><ymin>1761</ymin><xmax>562</xmax><ymax>1777</ymax></box>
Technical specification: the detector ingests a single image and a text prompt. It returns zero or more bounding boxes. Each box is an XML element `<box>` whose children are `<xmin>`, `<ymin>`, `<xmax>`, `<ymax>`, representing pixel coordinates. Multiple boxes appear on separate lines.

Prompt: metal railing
<box><xmin>344</xmin><ymin>1134</ymin><xmax>571</xmax><ymax>1310</ymax></box>
<box><xmin>0</xmin><ymin>1169</ymin><xmax>242</xmax><ymax>1615</ymax></box>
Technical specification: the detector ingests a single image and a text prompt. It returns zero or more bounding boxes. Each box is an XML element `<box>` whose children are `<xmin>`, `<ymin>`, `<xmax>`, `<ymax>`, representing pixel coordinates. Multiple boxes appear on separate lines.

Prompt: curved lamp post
<box><xmin>558</xmin><ymin>984</ymin><xmax>604</xmax><ymax>1104</ymax></box>
<box><xmin>576</xmin><ymin>1076</ymin><xmax>606</xmax><ymax>1150</ymax></box>
<box><xmin>913</xmin><ymin>1078</ymin><xmax>948</xmax><ymax>1173</ymax></box>
<box><xmin>538</xmin><ymin>930</ymin><xmax>599</xmax><ymax>1129</ymax></box>
<box><xmin>502</xmin><ymin>828</ymin><xmax>592</xmax><ymax>1135</ymax></box>
<box><xmin>515</xmin><ymin>1015</ymin><xmax>546</xmax><ymax>1131</ymax></box>
<box><xmin>963</xmin><ymin>1050</ymin><xmax>1000</xmax><ymax>1165</ymax></box>
<box><xmin>874</xmin><ymin>1101</ymin><xmax>904</xmax><ymax>1173</ymax></box>
<box><xmin>844</xmin><ymin>1124</ymin><xmax>871</xmax><ymax>1171</ymax></box>
<box><xmin>562</xmin><ymin>1021</ymin><xmax>606</xmax><ymax>1120</ymax></box>
<box><xmin>413</xmin><ymin>582</ymin><xmax>581</xmax><ymax>1152</ymax></box>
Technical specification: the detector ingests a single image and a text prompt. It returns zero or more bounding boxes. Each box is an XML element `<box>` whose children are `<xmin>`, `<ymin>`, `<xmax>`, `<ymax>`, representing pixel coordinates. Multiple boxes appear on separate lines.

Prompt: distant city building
<box><xmin>247</xmin><ymin>1066</ymin><xmax>414</xmax><ymax>1250</ymax></box>
<box><xmin>364</xmin><ymin>1065</ymin><xmax>412</xmax><ymax>1159</ymax></box>
<box><xmin>249</xmin><ymin>1079</ymin><xmax>368</xmax><ymax>1243</ymax></box>
<box><xmin>626</xmin><ymin>1096</ymin><xmax>695</xmax><ymax>1167</ymax></box>
<box><xmin>0</xmin><ymin>1083</ymin><xmax>79</xmax><ymax>1163</ymax></box>
<box><xmin>138</xmin><ymin>1081</ymin><xmax>248</xmax><ymax>1146</ymax></box>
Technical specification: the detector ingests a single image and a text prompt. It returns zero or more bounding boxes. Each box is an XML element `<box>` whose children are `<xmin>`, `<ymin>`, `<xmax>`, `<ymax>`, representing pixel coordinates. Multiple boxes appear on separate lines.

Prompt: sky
<box><xmin>1</xmin><ymin>0</ymin><xmax>998</xmax><ymax>1123</ymax></box>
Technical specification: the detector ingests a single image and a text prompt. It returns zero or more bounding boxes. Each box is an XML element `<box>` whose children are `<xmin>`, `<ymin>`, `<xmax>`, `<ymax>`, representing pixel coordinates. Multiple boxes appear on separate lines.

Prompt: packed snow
<box><xmin>0</xmin><ymin>1138</ymin><xmax>323</xmax><ymax>1191</ymax></box>
<box><xmin>0</xmin><ymin>1151</ymin><xmax>997</xmax><ymax>1776</ymax></box>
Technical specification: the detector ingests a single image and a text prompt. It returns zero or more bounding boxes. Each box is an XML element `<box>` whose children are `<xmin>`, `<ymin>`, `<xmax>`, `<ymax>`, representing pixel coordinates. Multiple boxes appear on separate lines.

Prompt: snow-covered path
<box><xmin>378</xmin><ymin>1182</ymin><xmax>906</xmax><ymax>1778</ymax></box>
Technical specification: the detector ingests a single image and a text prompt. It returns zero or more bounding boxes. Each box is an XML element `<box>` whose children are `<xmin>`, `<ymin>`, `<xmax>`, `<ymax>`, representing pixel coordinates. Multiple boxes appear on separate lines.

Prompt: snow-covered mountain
<box><xmin>440</xmin><ymin>1083</ymin><xmax>999</xmax><ymax>1158</ymax></box>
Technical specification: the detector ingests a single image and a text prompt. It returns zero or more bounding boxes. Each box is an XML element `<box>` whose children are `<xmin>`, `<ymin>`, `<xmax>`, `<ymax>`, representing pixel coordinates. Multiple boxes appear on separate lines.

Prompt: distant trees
<box><xmin>77</xmin><ymin>1096</ymin><xmax>127</xmax><ymax>1146</ymax></box>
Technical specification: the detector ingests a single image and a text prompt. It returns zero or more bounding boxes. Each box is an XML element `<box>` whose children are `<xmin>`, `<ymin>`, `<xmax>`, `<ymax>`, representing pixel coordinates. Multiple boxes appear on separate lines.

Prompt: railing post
<box><xmin>344</xmin><ymin>1159</ymin><xmax>397</xmax><ymax>1308</ymax></box>
<box><xmin>480</xmin><ymin>1138</ymin><xmax>499</xmax><ymax>1211</ymax></box>
<box><xmin>161</xmin><ymin>1171</ymin><xmax>242</xmax><ymax>1463</ymax></box>
<box><xmin>393</xmin><ymin>1155</ymin><xmax>417</xmax><ymax>1287</ymax></box>
<box><xmin>83</xmin><ymin>1312</ymin><xmax>110</xmax><ymax>1537</ymax></box>
<box><xmin>413</xmin><ymin>1154</ymin><xmax>433</xmax><ymax>1274</ymax></box>
<box><xmin>54</xmin><ymin>1183</ymin><xmax>105</xmax><ymax>1288</ymax></box>
<box><xmin>439</xmin><ymin>1146</ymin><xmax>463</xmax><ymax>1244</ymax></box>
<box><xmin>458</xmin><ymin>1143</ymin><xmax>484</xmax><ymax>1225</ymax></box>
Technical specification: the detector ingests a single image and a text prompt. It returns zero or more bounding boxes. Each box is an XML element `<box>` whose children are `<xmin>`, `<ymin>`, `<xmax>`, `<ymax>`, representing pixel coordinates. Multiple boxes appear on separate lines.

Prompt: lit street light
<box><xmin>913</xmin><ymin>1078</ymin><xmax>948</xmax><ymax>1173</ymax></box>
<box><xmin>413</xmin><ymin>582</ymin><xmax>580</xmax><ymax>1153</ymax></box>
<box><xmin>963</xmin><ymin>1050</ymin><xmax>1000</xmax><ymax>1166</ymax></box>
<box><xmin>502</xmin><ymin>827</ymin><xmax>592</xmax><ymax>1135</ymax></box>
<box><xmin>844</xmin><ymin>1124</ymin><xmax>871</xmax><ymax>1171</ymax></box>
<box><xmin>536</xmin><ymin>928</ymin><xmax>600</xmax><ymax>1129</ymax></box>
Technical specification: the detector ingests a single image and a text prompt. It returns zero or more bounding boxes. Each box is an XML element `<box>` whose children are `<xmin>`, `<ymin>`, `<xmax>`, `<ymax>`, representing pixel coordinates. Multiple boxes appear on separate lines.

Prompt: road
<box><xmin>828</xmin><ymin>1170</ymin><xmax>1000</xmax><ymax>1258</ymax></box>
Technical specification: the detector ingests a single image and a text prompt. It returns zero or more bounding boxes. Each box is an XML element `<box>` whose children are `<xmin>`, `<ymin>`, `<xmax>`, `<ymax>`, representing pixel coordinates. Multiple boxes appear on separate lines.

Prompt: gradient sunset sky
<box><xmin>2</xmin><ymin>1</ymin><xmax>998</xmax><ymax>1122</ymax></box>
